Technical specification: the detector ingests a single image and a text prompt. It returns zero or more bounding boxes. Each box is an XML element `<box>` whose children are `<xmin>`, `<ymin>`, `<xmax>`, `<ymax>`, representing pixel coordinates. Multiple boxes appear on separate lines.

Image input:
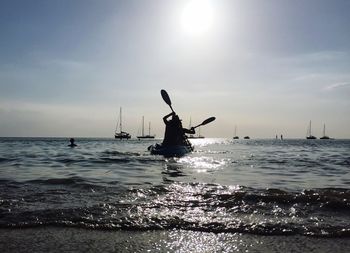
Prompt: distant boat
<box><xmin>233</xmin><ymin>125</ymin><xmax>239</xmax><ymax>139</ymax></box>
<box><xmin>188</xmin><ymin>127</ymin><xmax>205</xmax><ymax>139</ymax></box>
<box><xmin>115</xmin><ymin>107</ymin><xmax>131</xmax><ymax>139</ymax></box>
<box><xmin>188</xmin><ymin>117</ymin><xmax>204</xmax><ymax>139</ymax></box>
<box><xmin>137</xmin><ymin>116</ymin><xmax>155</xmax><ymax>140</ymax></box>
<box><xmin>306</xmin><ymin>120</ymin><xmax>317</xmax><ymax>139</ymax></box>
<box><xmin>320</xmin><ymin>124</ymin><xmax>330</xmax><ymax>139</ymax></box>
<box><xmin>244</xmin><ymin>136</ymin><xmax>250</xmax><ymax>139</ymax></box>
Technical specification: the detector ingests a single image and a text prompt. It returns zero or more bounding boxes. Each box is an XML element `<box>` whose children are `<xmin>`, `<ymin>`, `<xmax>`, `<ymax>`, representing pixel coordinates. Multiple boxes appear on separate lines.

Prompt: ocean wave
<box><xmin>1</xmin><ymin>210</ymin><xmax>349</xmax><ymax>238</ymax></box>
<box><xmin>27</xmin><ymin>177</ymin><xmax>88</xmax><ymax>186</ymax></box>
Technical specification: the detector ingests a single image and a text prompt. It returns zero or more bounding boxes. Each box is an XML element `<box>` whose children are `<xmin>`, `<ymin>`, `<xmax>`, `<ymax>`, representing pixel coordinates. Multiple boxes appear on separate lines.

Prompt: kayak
<box><xmin>148</xmin><ymin>143</ymin><xmax>193</xmax><ymax>157</ymax></box>
<box><xmin>149</xmin><ymin>144</ymin><xmax>193</xmax><ymax>157</ymax></box>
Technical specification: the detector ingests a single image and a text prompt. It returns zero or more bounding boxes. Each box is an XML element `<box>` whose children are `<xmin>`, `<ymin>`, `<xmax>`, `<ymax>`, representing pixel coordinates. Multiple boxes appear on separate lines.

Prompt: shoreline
<box><xmin>1</xmin><ymin>227</ymin><xmax>350</xmax><ymax>253</ymax></box>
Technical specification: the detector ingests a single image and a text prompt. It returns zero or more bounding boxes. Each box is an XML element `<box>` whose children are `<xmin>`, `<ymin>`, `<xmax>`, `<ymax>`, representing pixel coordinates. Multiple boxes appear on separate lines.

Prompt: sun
<box><xmin>180</xmin><ymin>0</ymin><xmax>214</xmax><ymax>36</ymax></box>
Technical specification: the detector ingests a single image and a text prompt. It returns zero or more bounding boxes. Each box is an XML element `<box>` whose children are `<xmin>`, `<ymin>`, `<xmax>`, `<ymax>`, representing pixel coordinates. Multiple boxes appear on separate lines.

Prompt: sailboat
<box><xmin>187</xmin><ymin>117</ymin><xmax>204</xmax><ymax>139</ymax></box>
<box><xmin>137</xmin><ymin>116</ymin><xmax>155</xmax><ymax>139</ymax></box>
<box><xmin>233</xmin><ymin>125</ymin><xmax>239</xmax><ymax>139</ymax></box>
<box><xmin>114</xmin><ymin>107</ymin><xmax>131</xmax><ymax>139</ymax></box>
<box><xmin>188</xmin><ymin>127</ymin><xmax>205</xmax><ymax>139</ymax></box>
<box><xmin>320</xmin><ymin>124</ymin><xmax>330</xmax><ymax>139</ymax></box>
<box><xmin>306</xmin><ymin>120</ymin><xmax>317</xmax><ymax>139</ymax></box>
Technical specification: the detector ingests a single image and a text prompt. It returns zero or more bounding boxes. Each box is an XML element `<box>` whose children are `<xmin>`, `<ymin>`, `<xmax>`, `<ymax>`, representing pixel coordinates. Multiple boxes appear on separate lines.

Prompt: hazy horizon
<box><xmin>1</xmin><ymin>0</ymin><xmax>349</xmax><ymax>139</ymax></box>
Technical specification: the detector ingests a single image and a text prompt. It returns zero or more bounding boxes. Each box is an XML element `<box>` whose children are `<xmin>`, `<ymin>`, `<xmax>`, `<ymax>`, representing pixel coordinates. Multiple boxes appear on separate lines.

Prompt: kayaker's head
<box><xmin>172</xmin><ymin>114</ymin><xmax>180</xmax><ymax>121</ymax></box>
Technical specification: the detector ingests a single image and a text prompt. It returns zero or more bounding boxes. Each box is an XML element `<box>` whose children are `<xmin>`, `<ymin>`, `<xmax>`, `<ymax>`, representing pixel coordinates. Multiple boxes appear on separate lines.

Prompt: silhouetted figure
<box><xmin>280</xmin><ymin>134</ymin><xmax>283</xmax><ymax>140</ymax></box>
<box><xmin>162</xmin><ymin>112</ymin><xmax>195</xmax><ymax>146</ymax></box>
<box><xmin>68</xmin><ymin>138</ymin><xmax>77</xmax><ymax>147</ymax></box>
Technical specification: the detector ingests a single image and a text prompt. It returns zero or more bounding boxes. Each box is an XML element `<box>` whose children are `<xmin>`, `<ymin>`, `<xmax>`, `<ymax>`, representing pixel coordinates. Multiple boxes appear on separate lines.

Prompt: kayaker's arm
<box><xmin>163</xmin><ymin>112</ymin><xmax>175</xmax><ymax>124</ymax></box>
<box><xmin>183</xmin><ymin>127</ymin><xmax>195</xmax><ymax>134</ymax></box>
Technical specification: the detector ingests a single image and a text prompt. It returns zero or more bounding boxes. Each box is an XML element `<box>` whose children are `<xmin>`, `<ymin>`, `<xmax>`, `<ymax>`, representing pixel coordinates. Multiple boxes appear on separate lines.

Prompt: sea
<box><xmin>0</xmin><ymin>137</ymin><xmax>349</xmax><ymax>252</ymax></box>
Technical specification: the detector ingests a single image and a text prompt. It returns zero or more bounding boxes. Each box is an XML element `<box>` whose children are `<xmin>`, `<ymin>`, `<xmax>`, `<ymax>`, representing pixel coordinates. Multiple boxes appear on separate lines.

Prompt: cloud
<box><xmin>300</xmin><ymin>51</ymin><xmax>348</xmax><ymax>62</ymax></box>
<box><xmin>277</xmin><ymin>51</ymin><xmax>348</xmax><ymax>65</ymax></box>
<box><xmin>41</xmin><ymin>58</ymin><xmax>91</xmax><ymax>72</ymax></box>
<box><xmin>324</xmin><ymin>82</ymin><xmax>350</xmax><ymax>91</ymax></box>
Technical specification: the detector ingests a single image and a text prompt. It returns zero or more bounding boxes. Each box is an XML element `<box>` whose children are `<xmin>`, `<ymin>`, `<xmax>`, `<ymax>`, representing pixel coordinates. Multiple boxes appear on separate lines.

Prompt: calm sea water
<box><xmin>0</xmin><ymin>138</ymin><xmax>349</xmax><ymax>237</ymax></box>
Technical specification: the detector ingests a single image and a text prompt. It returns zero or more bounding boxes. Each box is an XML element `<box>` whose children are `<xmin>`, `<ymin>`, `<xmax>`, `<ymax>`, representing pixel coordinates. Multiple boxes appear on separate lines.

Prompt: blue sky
<box><xmin>0</xmin><ymin>0</ymin><xmax>349</xmax><ymax>138</ymax></box>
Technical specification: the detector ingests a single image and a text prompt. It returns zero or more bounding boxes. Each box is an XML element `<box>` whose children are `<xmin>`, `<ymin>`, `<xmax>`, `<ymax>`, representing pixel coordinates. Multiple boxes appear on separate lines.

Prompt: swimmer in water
<box><xmin>68</xmin><ymin>138</ymin><xmax>77</xmax><ymax>147</ymax></box>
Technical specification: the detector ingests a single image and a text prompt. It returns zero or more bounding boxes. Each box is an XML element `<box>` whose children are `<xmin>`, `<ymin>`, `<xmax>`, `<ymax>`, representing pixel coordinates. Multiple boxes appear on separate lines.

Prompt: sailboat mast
<box><xmin>148</xmin><ymin>122</ymin><xmax>151</xmax><ymax>136</ymax></box>
<box><xmin>142</xmin><ymin>116</ymin><xmax>144</xmax><ymax>136</ymax></box>
<box><xmin>120</xmin><ymin>107</ymin><xmax>122</xmax><ymax>132</ymax></box>
<box><xmin>309</xmin><ymin>120</ymin><xmax>312</xmax><ymax>136</ymax></box>
<box><xmin>323</xmin><ymin>123</ymin><xmax>326</xmax><ymax>136</ymax></box>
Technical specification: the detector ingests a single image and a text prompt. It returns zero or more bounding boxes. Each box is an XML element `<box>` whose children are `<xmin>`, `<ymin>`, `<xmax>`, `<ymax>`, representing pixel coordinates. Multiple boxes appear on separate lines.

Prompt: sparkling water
<box><xmin>0</xmin><ymin>138</ymin><xmax>349</xmax><ymax>237</ymax></box>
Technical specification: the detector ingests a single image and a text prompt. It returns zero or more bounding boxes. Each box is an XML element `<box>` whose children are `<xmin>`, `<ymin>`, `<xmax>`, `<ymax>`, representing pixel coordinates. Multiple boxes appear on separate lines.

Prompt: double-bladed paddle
<box><xmin>161</xmin><ymin>89</ymin><xmax>215</xmax><ymax>128</ymax></box>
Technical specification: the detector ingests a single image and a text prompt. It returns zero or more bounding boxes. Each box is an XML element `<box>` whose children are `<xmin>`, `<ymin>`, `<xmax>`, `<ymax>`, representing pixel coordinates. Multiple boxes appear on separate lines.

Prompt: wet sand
<box><xmin>1</xmin><ymin>227</ymin><xmax>350</xmax><ymax>253</ymax></box>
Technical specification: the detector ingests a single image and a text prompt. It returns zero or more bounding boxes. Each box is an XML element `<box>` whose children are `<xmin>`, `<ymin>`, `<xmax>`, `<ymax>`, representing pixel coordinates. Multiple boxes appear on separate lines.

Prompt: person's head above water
<box><xmin>68</xmin><ymin>138</ymin><xmax>77</xmax><ymax>147</ymax></box>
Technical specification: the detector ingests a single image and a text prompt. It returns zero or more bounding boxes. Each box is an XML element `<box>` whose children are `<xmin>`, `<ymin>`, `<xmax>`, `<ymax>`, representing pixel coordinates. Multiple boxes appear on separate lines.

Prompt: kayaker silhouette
<box><xmin>68</xmin><ymin>138</ymin><xmax>77</xmax><ymax>147</ymax></box>
<box><xmin>162</xmin><ymin>112</ymin><xmax>195</xmax><ymax>146</ymax></box>
<box><xmin>148</xmin><ymin>89</ymin><xmax>215</xmax><ymax>156</ymax></box>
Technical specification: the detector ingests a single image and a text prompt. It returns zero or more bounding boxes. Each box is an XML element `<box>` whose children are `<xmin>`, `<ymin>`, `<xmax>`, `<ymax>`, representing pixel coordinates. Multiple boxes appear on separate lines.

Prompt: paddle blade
<box><xmin>161</xmin><ymin>89</ymin><xmax>174</xmax><ymax>112</ymax></box>
<box><xmin>193</xmin><ymin>117</ymin><xmax>216</xmax><ymax>128</ymax></box>
<box><xmin>201</xmin><ymin>117</ymin><xmax>216</xmax><ymax>126</ymax></box>
<box><xmin>161</xmin><ymin>89</ymin><xmax>171</xmax><ymax>106</ymax></box>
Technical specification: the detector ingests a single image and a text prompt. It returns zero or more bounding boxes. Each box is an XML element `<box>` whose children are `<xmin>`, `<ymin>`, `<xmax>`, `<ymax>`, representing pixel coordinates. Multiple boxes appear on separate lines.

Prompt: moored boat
<box><xmin>115</xmin><ymin>107</ymin><xmax>131</xmax><ymax>139</ymax></box>
<box><xmin>306</xmin><ymin>120</ymin><xmax>316</xmax><ymax>139</ymax></box>
<box><xmin>115</xmin><ymin>131</ymin><xmax>131</xmax><ymax>139</ymax></box>
<box><xmin>188</xmin><ymin>127</ymin><xmax>205</xmax><ymax>139</ymax></box>
<box><xmin>137</xmin><ymin>116</ymin><xmax>155</xmax><ymax>139</ymax></box>
<box><xmin>320</xmin><ymin>123</ymin><xmax>331</xmax><ymax>139</ymax></box>
<box><xmin>233</xmin><ymin>125</ymin><xmax>239</xmax><ymax>139</ymax></box>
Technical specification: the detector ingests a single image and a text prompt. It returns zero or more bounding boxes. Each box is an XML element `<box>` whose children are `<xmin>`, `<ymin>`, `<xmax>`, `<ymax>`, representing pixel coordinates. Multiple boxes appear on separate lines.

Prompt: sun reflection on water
<box><xmin>177</xmin><ymin>156</ymin><xmax>227</xmax><ymax>174</ymax></box>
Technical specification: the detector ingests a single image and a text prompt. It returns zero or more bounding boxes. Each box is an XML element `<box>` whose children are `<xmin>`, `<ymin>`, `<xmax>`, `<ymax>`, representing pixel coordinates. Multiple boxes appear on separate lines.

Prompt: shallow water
<box><xmin>0</xmin><ymin>138</ymin><xmax>349</xmax><ymax>237</ymax></box>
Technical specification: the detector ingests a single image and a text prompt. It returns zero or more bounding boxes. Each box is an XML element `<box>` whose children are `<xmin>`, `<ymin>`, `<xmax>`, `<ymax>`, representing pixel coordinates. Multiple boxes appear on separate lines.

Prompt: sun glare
<box><xmin>181</xmin><ymin>0</ymin><xmax>214</xmax><ymax>36</ymax></box>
